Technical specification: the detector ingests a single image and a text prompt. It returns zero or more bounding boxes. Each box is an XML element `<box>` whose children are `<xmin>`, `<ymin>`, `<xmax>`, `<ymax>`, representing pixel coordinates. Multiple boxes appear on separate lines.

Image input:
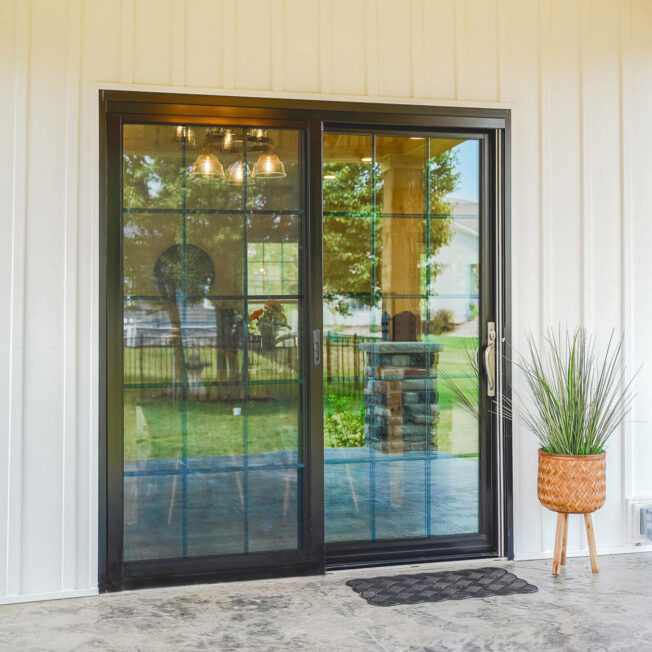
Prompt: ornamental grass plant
<box><xmin>506</xmin><ymin>327</ymin><xmax>636</xmax><ymax>456</ymax></box>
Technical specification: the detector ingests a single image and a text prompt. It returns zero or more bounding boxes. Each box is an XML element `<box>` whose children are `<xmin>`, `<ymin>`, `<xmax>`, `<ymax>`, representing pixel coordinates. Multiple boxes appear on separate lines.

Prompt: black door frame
<box><xmin>99</xmin><ymin>90</ymin><xmax>512</xmax><ymax>592</ymax></box>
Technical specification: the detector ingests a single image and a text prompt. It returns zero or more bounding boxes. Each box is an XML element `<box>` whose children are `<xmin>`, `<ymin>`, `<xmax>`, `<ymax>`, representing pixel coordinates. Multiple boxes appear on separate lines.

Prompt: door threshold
<box><xmin>325</xmin><ymin>550</ymin><xmax>502</xmax><ymax>573</ymax></box>
<box><xmin>326</xmin><ymin>554</ymin><xmax>507</xmax><ymax>576</ymax></box>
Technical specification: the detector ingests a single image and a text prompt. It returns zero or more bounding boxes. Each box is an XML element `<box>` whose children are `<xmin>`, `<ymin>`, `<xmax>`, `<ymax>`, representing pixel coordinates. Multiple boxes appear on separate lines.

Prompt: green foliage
<box><xmin>322</xmin><ymin>162</ymin><xmax>377</xmax><ymax>213</ymax></box>
<box><xmin>438</xmin><ymin>340</ymin><xmax>480</xmax><ymax>420</ymax></box>
<box><xmin>324</xmin><ymin>394</ymin><xmax>365</xmax><ymax>448</ymax></box>
<box><xmin>322</xmin><ymin>150</ymin><xmax>460</xmax><ymax>314</ymax></box>
<box><xmin>428</xmin><ymin>149</ymin><xmax>462</xmax><ymax>215</ymax></box>
<box><xmin>430</xmin><ymin>308</ymin><xmax>456</xmax><ymax>335</ymax></box>
<box><xmin>505</xmin><ymin>328</ymin><xmax>637</xmax><ymax>455</ymax></box>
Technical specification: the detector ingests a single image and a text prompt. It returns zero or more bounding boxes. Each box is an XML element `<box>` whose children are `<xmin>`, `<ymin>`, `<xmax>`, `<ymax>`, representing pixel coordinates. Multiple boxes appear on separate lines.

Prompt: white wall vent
<box><xmin>626</xmin><ymin>498</ymin><xmax>652</xmax><ymax>542</ymax></box>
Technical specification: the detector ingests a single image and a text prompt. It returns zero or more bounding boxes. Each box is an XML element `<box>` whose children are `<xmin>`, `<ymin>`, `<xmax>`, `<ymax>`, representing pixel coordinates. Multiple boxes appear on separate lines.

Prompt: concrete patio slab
<box><xmin>2</xmin><ymin>552</ymin><xmax>651</xmax><ymax>651</ymax></box>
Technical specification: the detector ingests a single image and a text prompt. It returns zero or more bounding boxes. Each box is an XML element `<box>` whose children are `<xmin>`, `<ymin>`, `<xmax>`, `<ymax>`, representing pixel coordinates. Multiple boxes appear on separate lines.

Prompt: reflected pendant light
<box><xmin>253</xmin><ymin>152</ymin><xmax>286</xmax><ymax>179</ymax></box>
<box><xmin>222</xmin><ymin>129</ymin><xmax>234</xmax><ymax>150</ymax></box>
<box><xmin>222</xmin><ymin>128</ymin><xmax>245</xmax><ymax>151</ymax></box>
<box><xmin>173</xmin><ymin>125</ymin><xmax>196</xmax><ymax>147</ymax></box>
<box><xmin>189</xmin><ymin>143</ymin><xmax>225</xmax><ymax>179</ymax></box>
<box><xmin>226</xmin><ymin>160</ymin><xmax>251</xmax><ymax>186</ymax></box>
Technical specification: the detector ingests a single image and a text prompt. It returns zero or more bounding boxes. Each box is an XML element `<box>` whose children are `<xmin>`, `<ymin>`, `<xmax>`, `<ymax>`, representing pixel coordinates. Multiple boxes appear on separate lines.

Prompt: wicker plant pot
<box><xmin>537</xmin><ymin>449</ymin><xmax>606</xmax><ymax>574</ymax></box>
<box><xmin>538</xmin><ymin>450</ymin><xmax>606</xmax><ymax>513</ymax></box>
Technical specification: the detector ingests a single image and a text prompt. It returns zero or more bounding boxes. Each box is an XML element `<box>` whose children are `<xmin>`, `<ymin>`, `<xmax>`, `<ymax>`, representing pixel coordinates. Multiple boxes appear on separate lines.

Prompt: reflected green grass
<box><xmin>124</xmin><ymin>334</ymin><xmax>478</xmax><ymax>461</ymax></box>
<box><xmin>124</xmin><ymin>398</ymin><xmax>299</xmax><ymax>461</ymax></box>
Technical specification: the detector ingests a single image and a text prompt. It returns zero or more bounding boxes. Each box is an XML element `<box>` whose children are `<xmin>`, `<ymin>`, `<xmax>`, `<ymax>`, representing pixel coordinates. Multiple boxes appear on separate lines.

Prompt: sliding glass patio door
<box><xmin>103</xmin><ymin>116</ymin><xmax>320</xmax><ymax>589</ymax></box>
<box><xmin>321</xmin><ymin>130</ymin><xmax>495</xmax><ymax>564</ymax></box>
<box><xmin>101</xmin><ymin>92</ymin><xmax>508</xmax><ymax>590</ymax></box>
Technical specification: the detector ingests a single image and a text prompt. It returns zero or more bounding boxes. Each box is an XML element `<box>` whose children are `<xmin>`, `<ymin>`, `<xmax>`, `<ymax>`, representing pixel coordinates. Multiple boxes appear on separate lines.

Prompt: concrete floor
<box><xmin>2</xmin><ymin>553</ymin><xmax>652</xmax><ymax>651</ymax></box>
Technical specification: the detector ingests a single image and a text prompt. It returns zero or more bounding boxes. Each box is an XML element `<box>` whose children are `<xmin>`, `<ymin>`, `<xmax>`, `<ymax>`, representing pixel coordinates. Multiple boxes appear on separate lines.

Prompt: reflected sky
<box><xmin>450</xmin><ymin>140</ymin><xmax>479</xmax><ymax>203</ymax></box>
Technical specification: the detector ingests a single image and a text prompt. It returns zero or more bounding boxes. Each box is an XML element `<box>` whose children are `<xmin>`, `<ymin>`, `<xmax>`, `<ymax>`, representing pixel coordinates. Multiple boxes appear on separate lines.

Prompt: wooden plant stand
<box><xmin>552</xmin><ymin>512</ymin><xmax>599</xmax><ymax>575</ymax></box>
<box><xmin>538</xmin><ymin>450</ymin><xmax>606</xmax><ymax>576</ymax></box>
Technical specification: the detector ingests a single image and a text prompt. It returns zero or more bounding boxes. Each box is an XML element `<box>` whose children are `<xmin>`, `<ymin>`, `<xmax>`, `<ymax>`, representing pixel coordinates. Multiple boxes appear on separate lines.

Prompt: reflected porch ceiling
<box><xmin>324</xmin><ymin>133</ymin><xmax>464</xmax><ymax>162</ymax></box>
<box><xmin>122</xmin><ymin>126</ymin><xmax>464</xmax><ymax>161</ymax></box>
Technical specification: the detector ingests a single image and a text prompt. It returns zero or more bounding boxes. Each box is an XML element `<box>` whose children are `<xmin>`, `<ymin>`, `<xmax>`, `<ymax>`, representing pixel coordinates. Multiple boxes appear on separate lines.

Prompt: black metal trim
<box><xmin>501</xmin><ymin>122</ymin><xmax>514</xmax><ymax>560</ymax></box>
<box><xmin>101</xmin><ymin>90</ymin><xmax>508</xmax><ymax>126</ymax></box>
<box><xmin>118</xmin><ymin>560</ymin><xmax>324</xmax><ymax>592</ymax></box>
<box><xmin>98</xmin><ymin>95</ymin><xmax>108</xmax><ymax>592</ymax></box>
<box><xmin>307</xmin><ymin>119</ymin><xmax>326</xmax><ymax>568</ymax></box>
<box><xmin>99</xmin><ymin>90</ymin><xmax>512</xmax><ymax>592</ymax></box>
<box><xmin>322</xmin><ymin>127</ymin><xmax>500</xmax><ymax>568</ymax></box>
<box><xmin>327</xmin><ymin>550</ymin><xmax>500</xmax><ymax>572</ymax></box>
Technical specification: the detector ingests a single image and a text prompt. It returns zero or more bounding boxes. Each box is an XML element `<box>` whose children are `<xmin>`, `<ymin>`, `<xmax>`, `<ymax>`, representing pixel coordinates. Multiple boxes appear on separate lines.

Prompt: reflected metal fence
<box><xmin>323</xmin><ymin>332</ymin><xmax>378</xmax><ymax>400</ymax></box>
<box><xmin>124</xmin><ymin>332</ymin><xmax>376</xmax><ymax>402</ymax></box>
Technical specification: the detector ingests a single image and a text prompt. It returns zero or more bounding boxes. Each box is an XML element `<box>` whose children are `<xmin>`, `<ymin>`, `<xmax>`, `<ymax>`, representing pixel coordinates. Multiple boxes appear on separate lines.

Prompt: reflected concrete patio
<box><xmin>2</xmin><ymin>553</ymin><xmax>652</xmax><ymax>651</ymax></box>
<box><xmin>124</xmin><ymin>448</ymin><xmax>479</xmax><ymax>561</ymax></box>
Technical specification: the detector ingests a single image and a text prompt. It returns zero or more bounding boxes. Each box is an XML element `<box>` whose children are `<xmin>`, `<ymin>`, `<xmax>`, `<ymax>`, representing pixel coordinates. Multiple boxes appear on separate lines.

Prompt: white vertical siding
<box><xmin>185</xmin><ymin>0</ymin><xmax>223</xmax><ymax>89</ymax></box>
<box><xmin>630</xmin><ymin>0</ymin><xmax>652</xmax><ymax>497</ymax></box>
<box><xmin>284</xmin><ymin>0</ymin><xmax>320</xmax><ymax>93</ymax></box>
<box><xmin>507</xmin><ymin>0</ymin><xmax>542</xmax><ymax>557</ymax></box>
<box><xmin>1</xmin><ymin>0</ymin><xmax>652</xmax><ymax>602</ymax></box>
<box><xmin>331</xmin><ymin>0</ymin><xmax>366</xmax><ymax>95</ymax></box>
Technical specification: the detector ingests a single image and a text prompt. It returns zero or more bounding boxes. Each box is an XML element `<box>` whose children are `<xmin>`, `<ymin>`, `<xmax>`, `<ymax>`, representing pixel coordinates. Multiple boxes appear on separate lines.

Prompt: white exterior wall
<box><xmin>1</xmin><ymin>0</ymin><xmax>652</xmax><ymax>603</ymax></box>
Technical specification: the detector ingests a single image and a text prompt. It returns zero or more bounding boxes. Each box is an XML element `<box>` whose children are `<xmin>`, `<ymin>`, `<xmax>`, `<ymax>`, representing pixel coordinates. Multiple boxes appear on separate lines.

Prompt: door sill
<box><xmin>102</xmin><ymin>560</ymin><xmax>325</xmax><ymax>593</ymax></box>
<box><xmin>325</xmin><ymin>549</ymin><xmax>499</xmax><ymax>571</ymax></box>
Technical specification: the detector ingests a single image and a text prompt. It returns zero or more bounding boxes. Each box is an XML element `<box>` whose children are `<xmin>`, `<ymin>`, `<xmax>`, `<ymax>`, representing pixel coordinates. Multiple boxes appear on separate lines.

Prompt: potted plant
<box><xmin>248</xmin><ymin>300</ymin><xmax>290</xmax><ymax>350</ymax></box>
<box><xmin>506</xmin><ymin>328</ymin><xmax>636</xmax><ymax>575</ymax></box>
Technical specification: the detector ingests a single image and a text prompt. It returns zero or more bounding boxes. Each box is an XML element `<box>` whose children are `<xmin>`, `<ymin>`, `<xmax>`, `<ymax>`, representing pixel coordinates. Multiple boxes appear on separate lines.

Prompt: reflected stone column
<box><xmin>371</xmin><ymin>149</ymin><xmax>433</xmax><ymax>508</ymax></box>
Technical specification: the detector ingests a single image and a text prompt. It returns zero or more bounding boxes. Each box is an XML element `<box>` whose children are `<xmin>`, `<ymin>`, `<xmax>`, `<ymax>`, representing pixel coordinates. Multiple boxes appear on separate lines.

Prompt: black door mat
<box><xmin>346</xmin><ymin>567</ymin><xmax>538</xmax><ymax>607</ymax></box>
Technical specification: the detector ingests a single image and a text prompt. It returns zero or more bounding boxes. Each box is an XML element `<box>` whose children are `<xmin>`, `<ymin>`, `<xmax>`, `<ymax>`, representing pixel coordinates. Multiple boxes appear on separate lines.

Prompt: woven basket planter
<box><xmin>537</xmin><ymin>449</ymin><xmax>606</xmax><ymax>514</ymax></box>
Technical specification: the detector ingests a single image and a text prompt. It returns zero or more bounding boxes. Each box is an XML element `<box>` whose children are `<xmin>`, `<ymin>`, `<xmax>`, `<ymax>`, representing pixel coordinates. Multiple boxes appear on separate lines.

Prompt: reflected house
<box><xmin>428</xmin><ymin>198</ymin><xmax>480</xmax><ymax>326</ymax></box>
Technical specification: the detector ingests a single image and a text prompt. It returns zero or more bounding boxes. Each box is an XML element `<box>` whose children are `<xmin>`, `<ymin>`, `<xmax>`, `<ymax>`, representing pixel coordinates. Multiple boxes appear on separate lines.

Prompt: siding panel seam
<box><xmin>119</xmin><ymin>0</ymin><xmax>134</xmax><ymax>84</ymax></box>
<box><xmin>619</xmin><ymin>0</ymin><xmax>634</xmax><ymax>511</ymax></box>
<box><xmin>61</xmin><ymin>0</ymin><xmax>83</xmax><ymax>593</ymax></box>
<box><xmin>6</xmin><ymin>0</ymin><xmax>30</xmax><ymax>598</ymax></box>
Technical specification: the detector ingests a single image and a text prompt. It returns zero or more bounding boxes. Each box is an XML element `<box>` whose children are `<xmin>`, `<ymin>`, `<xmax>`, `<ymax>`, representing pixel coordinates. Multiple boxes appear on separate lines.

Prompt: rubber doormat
<box><xmin>347</xmin><ymin>567</ymin><xmax>538</xmax><ymax>607</ymax></box>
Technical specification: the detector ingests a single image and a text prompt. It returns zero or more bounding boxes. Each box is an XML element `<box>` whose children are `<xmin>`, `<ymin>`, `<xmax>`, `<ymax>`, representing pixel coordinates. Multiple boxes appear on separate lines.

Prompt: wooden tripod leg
<box><xmin>552</xmin><ymin>512</ymin><xmax>566</xmax><ymax>575</ymax></box>
<box><xmin>560</xmin><ymin>513</ymin><xmax>569</xmax><ymax>566</ymax></box>
<box><xmin>584</xmin><ymin>513</ymin><xmax>599</xmax><ymax>573</ymax></box>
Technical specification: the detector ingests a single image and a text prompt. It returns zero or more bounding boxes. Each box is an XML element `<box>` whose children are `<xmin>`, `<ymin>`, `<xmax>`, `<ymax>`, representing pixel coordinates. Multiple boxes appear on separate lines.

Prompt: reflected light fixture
<box><xmin>222</xmin><ymin>129</ymin><xmax>235</xmax><ymax>150</ymax></box>
<box><xmin>323</xmin><ymin>174</ymin><xmax>336</xmax><ymax>180</ymax></box>
<box><xmin>174</xmin><ymin>125</ymin><xmax>196</xmax><ymax>147</ymax></box>
<box><xmin>360</xmin><ymin>156</ymin><xmax>373</xmax><ymax>163</ymax></box>
<box><xmin>253</xmin><ymin>152</ymin><xmax>286</xmax><ymax>179</ymax></box>
<box><xmin>226</xmin><ymin>160</ymin><xmax>251</xmax><ymax>186</ymax></box>
<box><xmin>409</xmin><ymin>136</ymin><xmax>425</xmax><ymax>140</ymax></box>
<box><xmin>189</xmin><ymin>143</ymin><xmax>225</xmax><ymax>179</ymax></box>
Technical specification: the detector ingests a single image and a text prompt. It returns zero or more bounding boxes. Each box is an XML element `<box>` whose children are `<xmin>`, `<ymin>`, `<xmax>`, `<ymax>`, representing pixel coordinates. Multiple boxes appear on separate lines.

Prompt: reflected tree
<box><xmin>154</xmin><ymin>244</ymin><xmax>214</xmax><ymax>398</ymax></box>
<box><xmin>322</xmin><ymin>149</ymin><xmax>460</xmax><ymax>316</ymax></box>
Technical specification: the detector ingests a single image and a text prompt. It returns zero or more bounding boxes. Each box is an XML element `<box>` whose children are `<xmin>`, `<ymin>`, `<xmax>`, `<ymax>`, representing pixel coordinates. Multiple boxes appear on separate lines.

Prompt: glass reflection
<box><xmin>122</xmin><ymin>124</ymin><xmax>304</xmax><ymax>561</ymax></box>
<box><xmin>323</xmin><ymin>133</ymin><xmax>481</xmax><ymax>543</ymax></box>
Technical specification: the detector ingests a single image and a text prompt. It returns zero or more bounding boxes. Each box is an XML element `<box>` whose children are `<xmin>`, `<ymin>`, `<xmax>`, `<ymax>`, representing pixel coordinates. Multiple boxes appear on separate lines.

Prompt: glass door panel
<box><xmin>323</xmin><ymin>131</ymin><xmax>482</xmax><ymax>545</ymax></box>
<box><xmin>121</xmin><ymin>123</ymin><xmax>306</xmax><ymax>562</ymax></box>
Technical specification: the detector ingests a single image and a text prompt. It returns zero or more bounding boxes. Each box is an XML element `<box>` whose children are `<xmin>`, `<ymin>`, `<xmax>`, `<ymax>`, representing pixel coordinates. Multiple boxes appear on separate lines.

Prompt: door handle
<box><xmin>484</xmin><ymin>321</ymin><xmax>496</xmax><ymax>397</ymax></box>
<box><xmin>312</xmin><ymin>329</ymin><xmax>321</xmax><ymax>366</ymax></box>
